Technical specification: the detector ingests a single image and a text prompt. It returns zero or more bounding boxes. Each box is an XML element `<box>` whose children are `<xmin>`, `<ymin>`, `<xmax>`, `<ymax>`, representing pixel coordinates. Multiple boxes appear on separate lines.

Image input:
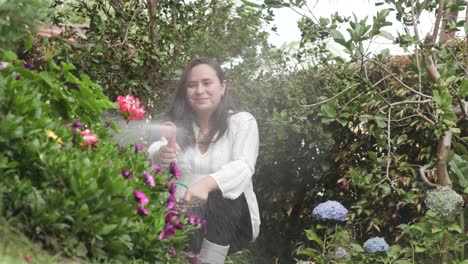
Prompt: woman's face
<box><xmin>186</xmin><ymin>64</ymin><xmax>226</xmax><ymax>119</ymax></box>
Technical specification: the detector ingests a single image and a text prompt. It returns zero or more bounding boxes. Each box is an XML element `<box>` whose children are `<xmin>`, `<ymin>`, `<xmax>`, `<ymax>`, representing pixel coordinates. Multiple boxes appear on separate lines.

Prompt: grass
<box><xmin>0</xmin><ymin>217</ymin><xmax>253</xmax><ymax>264</ymax></box>
<box><xmin>0</xmin><ymin>219</ymin><xmax>83</xmax><ymax>264</ymax></box>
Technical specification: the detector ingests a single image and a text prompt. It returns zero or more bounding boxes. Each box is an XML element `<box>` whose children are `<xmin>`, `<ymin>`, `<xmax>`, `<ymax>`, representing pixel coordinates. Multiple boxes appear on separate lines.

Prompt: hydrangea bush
<box><xmin>0</xmin><ymin>51</ymin><xmax>199</xmax><ymax>262</ymax></box>
<box><xmin>311</xmin><ymin>200</ymin><xmax>348</xmax><ymax>222</ymax></box>
<box><xmin>363</xmin><ymin>237</ymin><xmax>390</xmax><ymax>254</ymax></box>
<box><xmin>425</xmin><ymin>186</ymin><xmax>464</xmax><ymax>221</ymax></box>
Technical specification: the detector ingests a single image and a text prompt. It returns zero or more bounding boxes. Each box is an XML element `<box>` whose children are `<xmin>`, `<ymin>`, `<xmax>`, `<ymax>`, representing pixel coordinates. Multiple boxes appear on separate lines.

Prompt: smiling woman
<box><xmin>148</xmin><ymin>57</ymin><xmax>260</xmax><ymax>264</ymax></box>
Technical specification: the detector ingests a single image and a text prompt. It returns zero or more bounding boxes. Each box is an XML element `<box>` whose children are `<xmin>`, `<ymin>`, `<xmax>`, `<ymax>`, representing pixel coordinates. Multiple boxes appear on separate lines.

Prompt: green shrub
<box><xmin>0</xmin><ymin>52</ymin><xmax>194</xmax><ymax>262</ymax></box>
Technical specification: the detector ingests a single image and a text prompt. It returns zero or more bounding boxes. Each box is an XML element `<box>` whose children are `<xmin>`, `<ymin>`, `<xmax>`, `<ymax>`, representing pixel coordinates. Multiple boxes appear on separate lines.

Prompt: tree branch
<box><xmin>432</xmin><ymin>0</ymin><xmax>445</xmax><ymax>44</ymax></box>
<box><xmin>303</xmin><ymin>83</ymin><xmax>359</xmax><ymax>107</ymax></box>
<box><xmin>419</xmin><ymin>165</ymin><xmax>438</xmax><ymax>188</ymax></box>
<box><xmin>371</xmin><ymin>59</ymin><xmax>432</xmax><ymax>99</ymax></box>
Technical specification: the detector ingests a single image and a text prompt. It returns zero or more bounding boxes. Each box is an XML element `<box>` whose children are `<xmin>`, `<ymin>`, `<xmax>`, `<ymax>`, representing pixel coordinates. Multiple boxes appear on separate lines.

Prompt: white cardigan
<box><xmin>148</xmin><ymin>112</ymin><xmax>260</xmax><ymax>240</ymax></box>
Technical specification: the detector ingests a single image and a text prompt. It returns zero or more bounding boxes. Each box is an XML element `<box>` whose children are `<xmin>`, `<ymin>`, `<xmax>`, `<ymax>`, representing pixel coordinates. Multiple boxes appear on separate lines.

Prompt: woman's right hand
<box><xmin>157</xmin><ymin>144</ymin><xmax>177</xmax><ymax>168</ymax></box>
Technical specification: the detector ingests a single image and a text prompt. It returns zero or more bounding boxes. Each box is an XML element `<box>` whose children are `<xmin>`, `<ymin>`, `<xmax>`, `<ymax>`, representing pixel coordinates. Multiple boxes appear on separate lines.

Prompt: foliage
<box><xmin>0</xmin><ymin>52</ymin><xmax>196</xmax><ymax>262</ymax></box>
<box><xmin>241</xmin><ymin>0</ymin><xmax>468</xmax><ymax>263</ymax></box>
<box><xmin>45</xmin><ymin>0</ymin><xmax>274</xmax><ymax>112</ymax></box>
<box><xmin>0</xmin><ymin>0</ymin><xmax>49</xmax><ymax>50</ymax></box>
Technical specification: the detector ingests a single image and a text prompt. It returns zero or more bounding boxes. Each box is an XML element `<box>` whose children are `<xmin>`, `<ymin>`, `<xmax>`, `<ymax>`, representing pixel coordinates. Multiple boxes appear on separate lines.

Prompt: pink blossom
<box><xmin>134</xmin><ymin>189</ymin><xmax>149</xmax><ymax>204</ymax></box>
<box><xmin>115</xmin><ymin>94</ymin><xmax>145</xmax><ymax>122</ymax></box>
<box><xmin>137</xmin><ymin>205</ymin><xmax>149</xmax><ymax>216</ymax></box>
<box><xmin>80</xmin><ymin>129</ymin><xmax>92</xmax><ymax>136</ymax></box>
<box><xmin>134</xmin><ymin>144</ymin><xmax>144</xmax><ymax>152</ymax></box>
<box><xmin>153</xmin><ymin>166</ymin><xmax>162</xmax><ymax>174</ymax></box>
<box><xmin>120</xmin><ymin>168</ymin><xmax>133</xmax><ymax>179</ymax></box>
<box><xmin>166</xmin><ymin>196</ymin><xmax>176</xmax><ymax>209</ymax></box>
<box><xmin>144</xmin><ymin>171</ymin><xmax>155</xmax><ymax>188</ymax></box>
<box><xmin>79</xmin><ymin>129</ymin><xmax>98</xmax><ymax>146</ymax></box>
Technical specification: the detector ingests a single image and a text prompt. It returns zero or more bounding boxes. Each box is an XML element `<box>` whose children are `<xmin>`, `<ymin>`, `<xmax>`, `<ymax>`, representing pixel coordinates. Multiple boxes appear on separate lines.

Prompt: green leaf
<box><xmin>350</xmin><ymin>243</ymin><xmax>363</xmax><ymax>252</ymax></box>
<box><xmin>1</xmin><ymin>50</ymin><xmax>17</xmax><ymax>61</ymax></box>
<box><xmin>447</xmin><ymin>223</ymin><xmax>462</xmax><ymax>233</ymax></box>
<box><xmin>415</xmin><ymin>245</ymin><xmax>426</xmax><ymax>252</ymax></box>
<box><xmin>396</xmin><ymin>134</ymin><xmax>408</xmax><ymax>145</ymax></box>
<box><xmin>461</xmin><ymin>78</ymin><xmax>468</xmax><ymax>97</ymax></box>
<box><xmin>99</xmin><ymin>224</ymin><xmax>118</xmax><ymax>235</ymax></box>
<box><xmin>241</xmin><ymin>0</ymin><xmax>262</xmax><ymax>8</ymax></box>
<box><xmin>368</xmin><ymin>151</ymin><xmax>378</xmax><ymax>162</ymax></box>
<box><xmin>305</xmin><ymin>229</ymin><xmax>323</xmax><ymax>246</ymax></box>
<box><xmin>449</xmin><ymin>154</ymin><xmax>468</xmax><ymax>188</ymax></box>
<box><xmin>297</xmin><ymin>248</ymin><xmax>318</xmax><ymax>257</ymax></box>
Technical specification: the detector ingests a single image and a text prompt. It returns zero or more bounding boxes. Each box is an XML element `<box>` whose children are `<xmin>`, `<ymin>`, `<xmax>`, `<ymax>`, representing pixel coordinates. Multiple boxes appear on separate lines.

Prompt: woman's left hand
<box><xmin>184</xmin><ymin>176</ymin><xmax>219</xmax><ymax>205</ymax></box>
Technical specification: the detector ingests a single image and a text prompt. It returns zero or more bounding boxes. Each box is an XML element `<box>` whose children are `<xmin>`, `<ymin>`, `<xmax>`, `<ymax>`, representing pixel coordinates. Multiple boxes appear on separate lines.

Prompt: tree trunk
<box><xmin>147</xmin><ymin>0</ymin><xmax>159</xmax><ymax>41</ymax></box>
<box><xmin>439</xmin><ymin>0</ymin><xmax>459</xmax><ymax>42</ymax></box>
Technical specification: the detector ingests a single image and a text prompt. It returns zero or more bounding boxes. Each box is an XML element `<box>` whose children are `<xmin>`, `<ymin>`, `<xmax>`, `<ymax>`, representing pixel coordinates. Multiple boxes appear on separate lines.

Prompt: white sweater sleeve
<box><xmin>210</xmin><ymin>112</ymin><xmax>259</xmax><ymax>200</ymax></box>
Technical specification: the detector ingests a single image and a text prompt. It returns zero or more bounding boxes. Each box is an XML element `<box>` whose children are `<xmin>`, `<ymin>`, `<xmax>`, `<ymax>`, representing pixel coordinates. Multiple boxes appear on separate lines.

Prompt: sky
<box><xmin>267</xmin><ymin>0</ymin><xmax>437</xmax><ymax>55</ymax></box>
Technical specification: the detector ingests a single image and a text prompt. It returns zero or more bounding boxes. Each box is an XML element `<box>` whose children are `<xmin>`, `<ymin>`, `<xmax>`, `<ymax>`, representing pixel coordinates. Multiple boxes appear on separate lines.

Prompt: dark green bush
<box><xmin>0</xmin><ymin>52</ymin><xmax>192</xmax><ymax>262</ymax></box>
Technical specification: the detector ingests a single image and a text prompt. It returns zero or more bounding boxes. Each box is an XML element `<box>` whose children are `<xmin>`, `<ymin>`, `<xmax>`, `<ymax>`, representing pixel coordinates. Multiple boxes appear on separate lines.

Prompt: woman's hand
<box><xmin>184</xmin><ymin>176</ymin><xmax>219</xmax><ymax>205</ymax></box>
<box><xmin>156</xmin><ymin>144</ymin><xmax>177</xmax><ymax>168</ymax></box>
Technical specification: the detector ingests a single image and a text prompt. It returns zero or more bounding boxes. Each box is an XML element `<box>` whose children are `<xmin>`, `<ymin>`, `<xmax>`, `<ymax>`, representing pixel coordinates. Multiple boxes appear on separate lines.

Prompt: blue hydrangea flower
<box><xmin>363</xmin><ymin>237</ymin><xmax>390</xmax><ymax>253</ymax></box>
<box><xmin>333</xmin><ymin>247</ymin><xmax>350</xmax><ymax>259</ymax></box>
<box><xmin>311</xmin><ymin>200</ymin><xmax>348</xmax><ymax>222</ymax></box>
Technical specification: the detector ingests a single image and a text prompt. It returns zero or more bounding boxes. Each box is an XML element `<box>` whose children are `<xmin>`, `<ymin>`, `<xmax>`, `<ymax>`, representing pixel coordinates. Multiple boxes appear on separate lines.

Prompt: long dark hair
<box><xmin>164</xmin><ymin>57</ymin><xmax>235</xmax><ymax>149</ymax></box>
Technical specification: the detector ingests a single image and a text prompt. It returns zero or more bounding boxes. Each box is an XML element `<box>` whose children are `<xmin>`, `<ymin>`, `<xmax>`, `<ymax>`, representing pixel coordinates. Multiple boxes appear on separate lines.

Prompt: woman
<box><xmin>148</xmin><ymin>57</ymin><xmax>260</xmax><ymax>264</ymax></box>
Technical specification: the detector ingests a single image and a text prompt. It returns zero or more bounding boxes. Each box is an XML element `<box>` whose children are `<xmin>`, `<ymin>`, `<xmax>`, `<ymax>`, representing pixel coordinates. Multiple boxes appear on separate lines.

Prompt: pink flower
<box><xmin>80</xmin><ymin>129</ymin><xmax>92</xmax><ymax>136</ymax></box>
<box><xmin>120</xmin><ymin>168</ymin><xmax>133</xmax><ymax>179</ymax></box>
<box><xmin>153</xmin><ymin>166</ymin><xmax>162</xmax><ymax>174</ymax></box>
<box><xmin>166</xmin><ymin>196</ymin><xmax>176</xmax><ymax>209</ymax></box>
<box><xmin>116</xmin><ymin>94</ymin><xmax>145</xmax><ymax>122</ymax></box>
<box><xmin>144</xmin><ymin>171</ymin><xmax>155</xmax><ymax>188</ymax></box>
<box><xmin>83</xmin><ymin>134</ymin><xmax>98</xmax><ymax>144</ymax></box>
<box><xmin>134</xmin><ymin>144</ymin><xmax>144</xmax><ymax>152</ymax></box>
<box><xmin>79</xmin><ymin>129</ymin><xmax>98</xmax><ymax>147</ymax></box>
<box><xmin>137</xmin><ymin>205</ymin><xmax>149</xmax><ymax>216</ymax></box>
<box><xmin>134</xmin><ymin>189</ymin><xmax>149</xmax><ymax>204</ymax></box>
<box><xmin>169</xmin><ymin>162</ymin><xmax>180</xmax><ymax>180</ymax></box>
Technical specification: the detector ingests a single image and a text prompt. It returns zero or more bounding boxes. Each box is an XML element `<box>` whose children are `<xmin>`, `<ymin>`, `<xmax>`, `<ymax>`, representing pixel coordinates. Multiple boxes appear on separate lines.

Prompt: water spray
<box><xmin>162</xmin><ymin>121</ymin><xmax>177</xmax><ymax>150</ymax></box>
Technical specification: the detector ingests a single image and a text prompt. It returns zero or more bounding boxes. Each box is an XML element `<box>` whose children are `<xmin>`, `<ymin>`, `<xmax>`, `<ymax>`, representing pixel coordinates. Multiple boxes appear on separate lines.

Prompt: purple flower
<box><xmin>363</xmin><ymin>237</ymin><xmax>390</xmax><ymax>253</ymax></box>
<box><xmin>15</xmin><ymin>74</ymin><xmax>21</xmax><ymax>80</ymax></box>
<box><xmin>153</xmin><ymin>165</ymin><xmax>162</xmax><ymax>174</ymax></box>
<box><xmin>187</xmin><ymin>251</ymin><xmax>199</xmax><ymax>264</ymax></box>
<box><xmin>186</xmin><ymin>211</ymin><xmax>203</xmax><ymax>226</ymax></box>
<box><xmin>134</xmin><ymin>189</ymin><xmax>149</xmax><ymax>204</ymax></box>
<box><xmin>144</xmin><ymin>171</ymin><xmax>155</xmax><ymax>188</ymax></box>
<box><xmin>105</xmin><ymin>121</ymin><xmax>111</xmax><ymax>127</ymax></box>
<box><xmin>134</xmin><ymin>144</ymin><xmax>144</xmax><ymax>152</ymax></box>
<box><xmin>159</xmin><ymin>224</ymin><xmax>175</xmax><ymax>240</ymax></box>
<box><xmin>312</xmin><ymin>200</ymin><xmax>348</xmax><ymax>222</ymax></box>
<box><xmin>169</xmin><ymin>162</ymin><xmax>180</xmax><ymax>180</ymax></box>
<box><xmin>22</xmin><ymin>61</ymin><xmax>34</xmax><ymax>70</ymax></box>
<box><xmin>137</xmin><ymin>205</ymin><xmax>149</xmax><ymax>216</ymax></box>
<box><xmin>168</xmin><ymin>182</ymin><xmax>177</xmax><ymax>195</ymax></box>
<box><xmin>169</xmin><ymin>245</ymin><xmax>176</xmax><ymax>256</ymax></box>
<box><xmin>69</xmin><ymin>120</ymin><xmax>82</xmax><ymax>131</ymax></box>
<box><xmin>120</xmin><ymin>168</ymin><xmax>133</xmax><ymax>179</ymax></box>
<box><xmin>166</xmin><ymin>196</ymin><xmax>176</xmax><ymax>209</ymax></box>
